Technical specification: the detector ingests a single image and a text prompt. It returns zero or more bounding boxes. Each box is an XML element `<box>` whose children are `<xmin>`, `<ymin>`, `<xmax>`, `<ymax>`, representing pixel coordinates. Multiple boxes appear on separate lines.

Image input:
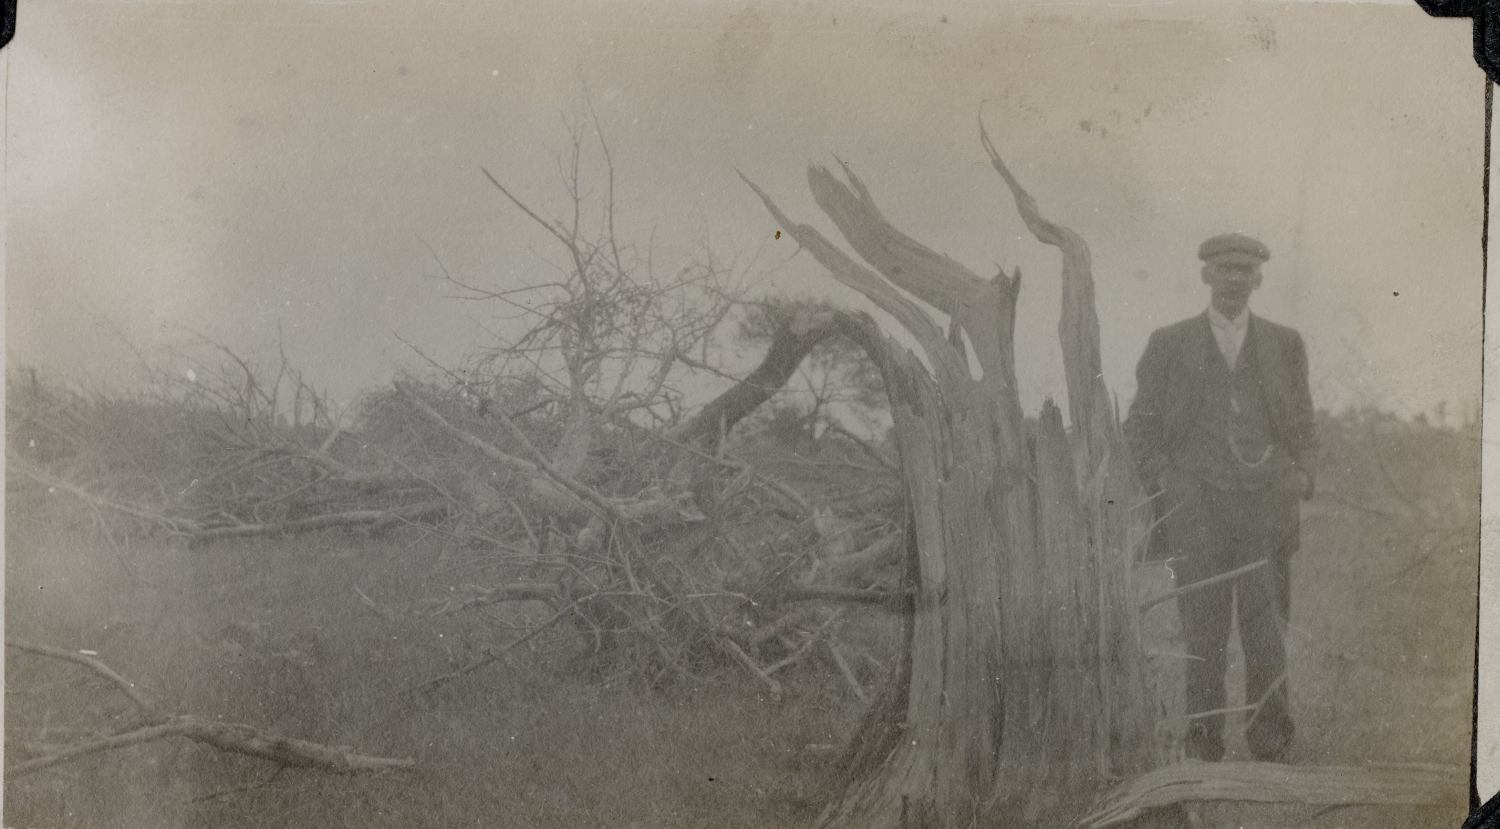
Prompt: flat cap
<box><xmin>1199</xmin><ymin>232</ymin><xmax>1270</xmax><ymax>266</ymax></box>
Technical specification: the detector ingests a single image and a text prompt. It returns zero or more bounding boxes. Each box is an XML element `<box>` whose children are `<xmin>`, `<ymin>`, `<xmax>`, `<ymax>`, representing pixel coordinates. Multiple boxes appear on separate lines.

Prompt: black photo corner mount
<box><xmin>1419</xmin><ymin>2</ymin><xmax>1495</xmax><ymax>826</ymax></box>
<box><xmin>1418</xmin><ymin>0</ymin><xmax>1500</xmax><ymax>85</ymax></box>
<box><xmin>1464</xmin><ymin>789</ymin><xmax>1500</xmax><ymax>829</ymax></box>
<box><xmin>0</xmin><ymin>0</ymin><xmax>12</xmax><ymax>52</ymax></box>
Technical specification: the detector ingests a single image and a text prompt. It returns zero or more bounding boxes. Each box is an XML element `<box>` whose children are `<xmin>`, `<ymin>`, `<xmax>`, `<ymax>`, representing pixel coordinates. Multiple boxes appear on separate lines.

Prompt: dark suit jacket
<box><xmin>1124</xmin><ymin>311</ymin><xmax>1318</xmax><ymax>557</ymax></box>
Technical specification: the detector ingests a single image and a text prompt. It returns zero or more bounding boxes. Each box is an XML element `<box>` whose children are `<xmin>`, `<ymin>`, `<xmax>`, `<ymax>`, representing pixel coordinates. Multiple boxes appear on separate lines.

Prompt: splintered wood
<box><xmin>1081</xmin><ymin>761</ymin><xmax>1467</xmax><ymax>828</ymax></box>
<box><xmin>746</xmin><ymin>121</ymin><xmax>1156</xmax><ymax>828</ymax></box>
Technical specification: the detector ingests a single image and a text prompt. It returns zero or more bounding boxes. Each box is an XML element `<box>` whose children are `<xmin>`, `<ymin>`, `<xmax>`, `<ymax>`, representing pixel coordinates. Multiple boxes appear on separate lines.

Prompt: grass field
<box><xmin>4</xmin><ymin>417</ymin><xmax>1478</xmax><ymax>828</ymax></box>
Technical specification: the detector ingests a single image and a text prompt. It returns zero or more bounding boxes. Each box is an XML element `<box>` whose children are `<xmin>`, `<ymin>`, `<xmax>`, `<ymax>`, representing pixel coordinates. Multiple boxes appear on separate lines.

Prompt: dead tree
<box><xmin>742</xmin><ymin>121</ymin><xmax>1157</xmax><ymax>828</ymax></box>
<box><xmin>10</xmin><ymin>115</ymin><xmax>906</xmax><ymax>699</ymax></box>
<box><xmin>384</xmin><ymin>114</ymin><xmax>896</xmax><ymax>688</ymax></box>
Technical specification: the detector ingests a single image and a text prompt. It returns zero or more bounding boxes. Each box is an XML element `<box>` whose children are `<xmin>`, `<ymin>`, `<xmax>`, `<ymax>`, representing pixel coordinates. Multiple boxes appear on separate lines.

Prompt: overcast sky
<box><xmin>6</xmin><ymin>0</ymin><xmax>1485</xmax><ymax>421</ymax></box>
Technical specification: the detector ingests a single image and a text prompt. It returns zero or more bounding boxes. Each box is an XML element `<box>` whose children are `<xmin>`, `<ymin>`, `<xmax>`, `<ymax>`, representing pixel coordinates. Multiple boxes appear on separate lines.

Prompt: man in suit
<box><xmin>1124</xmin><ymin>233</ymin><xmax>1317</xmax><ymax>763</ymax></box>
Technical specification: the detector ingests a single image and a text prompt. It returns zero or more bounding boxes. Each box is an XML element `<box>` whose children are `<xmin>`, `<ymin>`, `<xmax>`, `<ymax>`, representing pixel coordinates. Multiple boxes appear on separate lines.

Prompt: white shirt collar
<box><xmin>1207</xmin><ymin>305</ymin><xmax>1249</xmax><ymax>331</ymax></box>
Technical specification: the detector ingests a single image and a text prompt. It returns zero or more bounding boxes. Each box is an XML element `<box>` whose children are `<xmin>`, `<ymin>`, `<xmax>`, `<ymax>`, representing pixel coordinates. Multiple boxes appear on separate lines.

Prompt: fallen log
<box><xmin>1080</xmin><ymin>761</ymin><xmax>1467</xmax><ymax>828</ymax></box>
<box><xmin>8</xmin><ymin>716</ymin><xmax>416</xmax><ymax>778</ymax></box>
<box><xmin>6</xmin><ymin>639</ymin><xmax>415</xmax><ymax>779</ymax></box>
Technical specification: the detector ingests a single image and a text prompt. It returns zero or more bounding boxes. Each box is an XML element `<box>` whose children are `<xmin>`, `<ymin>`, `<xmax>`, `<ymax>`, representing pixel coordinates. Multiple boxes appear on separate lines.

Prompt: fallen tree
<box><xmin>7</xmin><ymin>116</ymin><xmax>915</xmax><ymax>704</ymax></box>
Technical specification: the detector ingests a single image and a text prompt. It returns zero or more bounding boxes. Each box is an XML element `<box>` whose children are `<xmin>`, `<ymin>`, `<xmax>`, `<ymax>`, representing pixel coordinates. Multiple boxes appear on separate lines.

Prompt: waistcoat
<box><xmin>1175</xmin><ymin>330</ymin><xmax>1292</xmax><ymax>490</ymax></box>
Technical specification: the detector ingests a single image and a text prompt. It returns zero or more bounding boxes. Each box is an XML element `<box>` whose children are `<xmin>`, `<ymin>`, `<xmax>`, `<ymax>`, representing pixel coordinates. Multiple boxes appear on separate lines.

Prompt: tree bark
<box><xmin>745</xmin><ymin>135</ymin><xmax>1157</xmax><ymax>828</ymax></box>
<box><xmin>808</xmin><ymin>310</ymin><xmax>1006</xmax><ymax>829</ymax></box>
<box><xmin>1082</xmin><ymin>761</ymin><xmax>1467</xmax><ymax>828</ymax></box>
<box><xmin>669</xmin><ymin>307</ymin><xmax>836</xmax><ymax>452</ymax></box>
<box><xmin>982</xmin><ymin>123</ymin><xmax>1156</xmax><ymax>780</ymax></box>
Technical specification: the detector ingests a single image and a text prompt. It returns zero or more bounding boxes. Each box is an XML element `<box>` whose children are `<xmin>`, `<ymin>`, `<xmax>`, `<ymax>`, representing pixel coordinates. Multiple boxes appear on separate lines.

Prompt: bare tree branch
<box><xmin>738</xmin><ymin>171</ymin><xmax>967</xmax><ymax>392</ymax></box>
<box><xmin>6</xmin><ymin>642</ymin><xmax>415</xmax><ymax>779</ymax></box>
<box><xmin>189</xmin><ymin>502</ymin><xmax>449</xmax><ymax>541</ymax></box>
<box><xmin>6</xmin><ymin>639</ymin><xmax>163</xmax><ymax>718</ymax></box>
<box><xmin>981</xmin><ymin>114</ymin><xmax>1108</xmax><ymax>448</ymax></box>
<box><xmin>669</xmin><ymin>306</ymin><xmax>836</xmax><ymax>452</ymax></box>
<box><xmin>8</xmin><ymin>716</ymin><xmax>416</xmax><ymax>779</ymax></box>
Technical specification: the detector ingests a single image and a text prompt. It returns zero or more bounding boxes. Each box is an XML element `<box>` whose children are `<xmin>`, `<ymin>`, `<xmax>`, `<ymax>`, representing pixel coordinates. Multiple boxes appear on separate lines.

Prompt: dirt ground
<box><xmin>1133</xmin><ymin>496</ymin><xmax>1474</xmax><ymax>828</ymax></box>
<box><xmin>4</xmin><ymin>462</ymin><xmax>1476</xmax><ymax>827</ymax></box>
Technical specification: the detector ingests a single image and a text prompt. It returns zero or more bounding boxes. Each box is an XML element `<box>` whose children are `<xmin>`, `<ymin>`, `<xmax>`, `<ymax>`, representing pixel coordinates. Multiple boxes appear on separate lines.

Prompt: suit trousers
<box><xmin>1163</xmin><ymin>475</ymin><xmax>1298</xmax><ymax>760</ymax></box>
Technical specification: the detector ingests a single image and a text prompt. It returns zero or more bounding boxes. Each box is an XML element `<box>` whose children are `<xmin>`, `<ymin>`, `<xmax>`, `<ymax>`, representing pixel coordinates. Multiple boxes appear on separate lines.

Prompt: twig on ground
<box><xmin>764</xmin><ymin>610</ymin><xmax>841</xmax><ymax>676</ymax></box>
<box><xmin>747</xmin><ymin>606</ymin><xmax>821</xmax><ymax>650</ymax></box>
<box><xmin>7</xmin><ymin>639</ymin><xmax>163</xmax><ymax>718</ymax></box>
<box><xmin>6</xmin><ymin>641</ymin><xmax>415</xmax><ymax>779</ymax></box>
<box><xmin>191</xmin><ymin>502</ymin><xmax>448</xmax><ymax>541</ymax></box>
<box><xmin>1140</xmin><ymin>560</ymin><xmax>1269</xmax><ymax>614</ymax></box>
<box><xmin>778</xmin><ymin>584</ymin><xmax>911</xmax><ymax>610</ymax></box>
<box><xmin>716</xmin><ymin>635</ymin><xmax>784</xmax><ymax>699</ymax></box>
<box><xmin>405</xmin><ymin>599</ymin><xmax>576</xmax><ymax>696</ymax></box>
<box><xmin>10</xmin><ymin>460</ymin><xmax>202</xmax><ymax>536</ymax></box>
<box><xmin>611</xmin><ymin>415</ymin><xmax>813</xmax><ymax>518</ymax></box>
<box><xmin>824</xmin><ymin>639</ymin><xmax>867</xmax><ymax>701</ymax></box>
<box><xmin>352</xmin><ymin>585</ymin><xmax>397</xmax><ymax>623</ymax></box>
<box><xmin>10</xmin><ymin>716</ymin><xmax>415</xmax><ymax>779</ymax></box>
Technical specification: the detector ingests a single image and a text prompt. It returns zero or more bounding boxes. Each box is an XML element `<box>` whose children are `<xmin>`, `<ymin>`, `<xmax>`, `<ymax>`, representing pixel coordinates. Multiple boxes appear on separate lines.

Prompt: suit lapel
<box><xmin>1249</xmin><ymin>313</ymin><xmax>1288</xmax><ymax>423</ymax></box>
<box><xmin>1249</xmin><ymin>314</ymin><xmax>1276</xmax><ymax>380</ymax></box>
<box><xmin>1187</xmin><ymin>311</ymin><xmax>1217</xmax><ymax>375</ymax></box>
<box><xmin>1163</xmin><ymin>313</ymin><xmax>1215</xmax><ymax>444</ymax></box>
